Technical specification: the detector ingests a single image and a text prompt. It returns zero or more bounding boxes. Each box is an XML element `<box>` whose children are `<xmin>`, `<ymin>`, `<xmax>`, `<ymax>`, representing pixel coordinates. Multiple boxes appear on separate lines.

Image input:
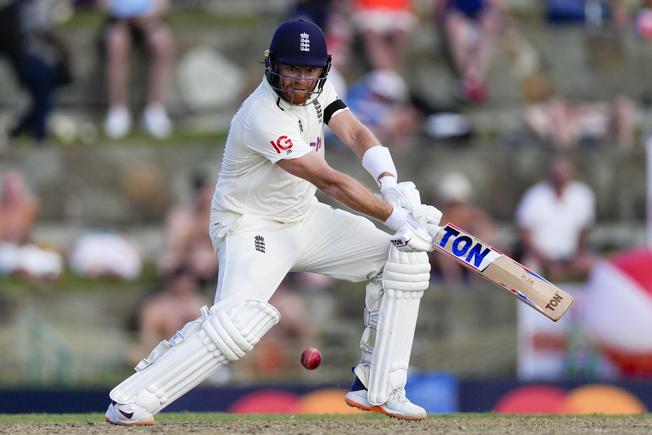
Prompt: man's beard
<box><xmin>282</xmin><ymin>87</ymin><xmax>312</xmax><ymax>105</ymax></box>
<box><xmin>279</xmin><ymin>77</ymin><xmax>319</xmax><ymax>105</ymax></box>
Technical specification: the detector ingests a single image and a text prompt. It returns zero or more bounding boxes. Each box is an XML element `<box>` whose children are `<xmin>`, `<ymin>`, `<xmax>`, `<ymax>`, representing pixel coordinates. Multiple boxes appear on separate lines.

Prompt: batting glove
<box><xmin>379</xmin><ymin>177</ymin><xmax>421</xmax><ymax>211</ymax></box>
<box><xmin>384</xmin><ymin>204</ymin><xmax>442</xmax><ymax>252</ymax></box>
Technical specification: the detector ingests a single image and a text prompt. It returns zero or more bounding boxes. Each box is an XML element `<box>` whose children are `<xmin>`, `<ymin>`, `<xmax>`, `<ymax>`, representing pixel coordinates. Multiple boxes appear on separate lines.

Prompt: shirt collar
<box><xmin>261</xmin><ymin>78</ymin><xmax>289</xmax><ymax>112</ymax></box>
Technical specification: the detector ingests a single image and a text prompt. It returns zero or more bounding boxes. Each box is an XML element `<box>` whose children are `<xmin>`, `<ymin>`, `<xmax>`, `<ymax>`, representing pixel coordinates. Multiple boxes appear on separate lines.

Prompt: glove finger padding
<box><xmin>397</xmin><ymin>181</ymin><xmax>421</xmax><ymax>204</ymax></box>
<box><xmin>381</xmin><ymin>180</ymin><xmax>421</xmax><ymax>211</ymax></box>
<box><xmin>412</xmin><ymin>204</ymin><xmax>442</xmax><ymax>227</ymax></box>
<box><xmin>383</xmin><ymin>195</ymin><xmax>443</xmax><ymax>252</ymax></box>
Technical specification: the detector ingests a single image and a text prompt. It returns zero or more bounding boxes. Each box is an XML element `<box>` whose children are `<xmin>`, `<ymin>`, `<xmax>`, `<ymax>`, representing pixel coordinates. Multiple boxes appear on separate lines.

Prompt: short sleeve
<box><xmin>319</xmin><ymin>80</ymin><xmax>349</xmax><ymax>125</ymax></box>
<box><xmin>244</xmin><ymin>108</ymin><xmax>313</xmax><ymax>163</ymax></box>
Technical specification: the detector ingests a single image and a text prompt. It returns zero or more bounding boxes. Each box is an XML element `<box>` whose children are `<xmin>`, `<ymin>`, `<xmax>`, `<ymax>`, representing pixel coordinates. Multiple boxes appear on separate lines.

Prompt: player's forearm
<box><xmin>318</xmin><ymin>172</ymin><xmax>392</xmax><ymax>222</ymax></box>
<box><xmin>329</xmin><ymin>111</ymin><xmax>395</xmax><ymax>183</ymax></box>
<box><xmin>335</xmin><ymin>116</ymin><xmax>382</xmax><ymax>158</ymax></box>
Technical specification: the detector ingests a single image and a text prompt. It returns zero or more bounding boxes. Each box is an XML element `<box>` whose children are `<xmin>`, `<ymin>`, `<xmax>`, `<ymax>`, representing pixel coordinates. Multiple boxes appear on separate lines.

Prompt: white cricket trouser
<box><xmin>209</xmin><ymin>202</ymin><xmax>391</xmax><ymax>304</ymax></box>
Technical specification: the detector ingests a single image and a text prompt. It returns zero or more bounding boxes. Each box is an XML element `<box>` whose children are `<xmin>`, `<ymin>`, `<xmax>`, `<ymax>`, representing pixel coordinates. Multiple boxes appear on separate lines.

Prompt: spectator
<box><xmin>0</xmin><ymin>170</ymin><xmax>38</xmax><ymax>245</ymax></box>
<box><xmin>353</xmin><ymin>0</ymin><xmax>415</xmax><ymax>72</ymax></box>
<box><xmin>634</xmin><ymin>1</ymin><xmax>652</xmax><ymax>37</ymax></box>
<box><xmin>98</xmin><ymin>0</ymin><xmax>174</xmax><ymax>139</ymax></box>
<box><xmin>611</xmin><ymin>1</ymin><xmax>652</xmax><ymax>36</ymax></box>
<box><xmin>291</xmin><ymin>0</ymin><xmax>333</xmax><ymax>30</ymax></box>
<box><xmin>0</xmin><ymin>0</ymin><xmax>72</xmax><ymax>143</ymax></box>
<box><xmin>346</xmin><ymin>69</ymin><xmax>420</xmax><ymax>151</ymax></box>
<box><xmin>68</xmin><ymin>230</ymin><xmax>142</xmax><ymax>279</ymax></box>
<box><xmin>0</xmin><ymin>169</ymin><xmax>62</xmax><ymax>278</ymax></box>
<box><xmin>434</xmin><ymin>0</ymin><xmax>505</xmax><ymax>103</ymax></box>
<box><xmin>429</xmin><ymin>171</ymin><xmax>495</xmax><ymax>283</ymax></box>
<box><xmin>515</xmin><ymin>157</ymin><xmax>596</xmax><ymax>281</ymax></box>
<box><xmin>543</xmin><ymin>0</ymin><xmax>613</xmax><ymax>27</ymax></box>
<box><xmin>347</xmin><ymin>70</ymin><xmax>472</xmax><ymax>150</ymax></box>
<box><xmin>525</xmin><ymin>93</ymin><xmax>634</xmax><ymax>149</ymax></box>
<box><xmin>159</xmin><ymin>172</ymin><xmax>217</xmax><ymax>285</ymax></box>
<box><xmin>128</xmin><ymin>265</ymin><xmax>209</xmax><ymax>366</ymax></box>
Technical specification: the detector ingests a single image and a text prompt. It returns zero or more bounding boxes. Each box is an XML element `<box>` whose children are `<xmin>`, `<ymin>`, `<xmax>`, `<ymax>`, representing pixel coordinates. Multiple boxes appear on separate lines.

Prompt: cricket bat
<box><xmin>432</xmin><ymin>223</ymin><xmax>574</xmax><ymax>321</ymax></box>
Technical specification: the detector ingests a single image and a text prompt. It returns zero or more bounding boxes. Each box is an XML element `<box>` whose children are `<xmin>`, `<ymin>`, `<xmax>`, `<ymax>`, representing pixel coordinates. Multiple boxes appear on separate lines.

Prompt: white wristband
<box><xmin>362</xmin><ymin>146</ymin><xmax>398</xmax><ymax>187</ymax></box>
<box><xmin>384</xmin><ymin>206</ymin><xmax>407</xmax><ymax>231</ymax></box>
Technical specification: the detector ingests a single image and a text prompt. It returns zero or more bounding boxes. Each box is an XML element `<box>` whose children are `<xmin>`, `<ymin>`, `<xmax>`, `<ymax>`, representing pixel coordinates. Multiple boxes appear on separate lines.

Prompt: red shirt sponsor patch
<box><xmin>270</xmin><ymin>135</ymin><xmax>294</xmax><ymax>154</ymax></box>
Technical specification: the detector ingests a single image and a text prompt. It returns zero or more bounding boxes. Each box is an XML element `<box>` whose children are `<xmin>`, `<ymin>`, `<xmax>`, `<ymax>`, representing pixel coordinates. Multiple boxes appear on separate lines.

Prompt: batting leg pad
<box><xmin>357</xmin><ymin>246</ymin><xmax>430</xmax><ymax>405</ymax></box>
<box><xmin>110</xmin><ymin>299</ymin><xmax>280</xmax><ymax>414</ymax></box>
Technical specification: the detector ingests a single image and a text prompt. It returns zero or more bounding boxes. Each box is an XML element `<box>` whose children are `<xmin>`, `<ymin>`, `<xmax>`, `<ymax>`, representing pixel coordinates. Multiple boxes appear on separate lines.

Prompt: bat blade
<box><xmin>432</xmin><ymin>223</ymin><xmax>574</xmax><ymax>321</ymax></box>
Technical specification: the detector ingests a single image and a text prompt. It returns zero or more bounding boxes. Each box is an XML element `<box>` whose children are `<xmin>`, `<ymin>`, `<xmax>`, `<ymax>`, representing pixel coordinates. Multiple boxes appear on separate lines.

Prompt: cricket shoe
<box><xmin>104</xmin><ymin>401</ymin><xmax>155</xmax><ymax>426</ymax></box>
<box><xmin>344</xmin><ymin>375</ymin><xmax>426</xmax><ymax>420</ymax></box>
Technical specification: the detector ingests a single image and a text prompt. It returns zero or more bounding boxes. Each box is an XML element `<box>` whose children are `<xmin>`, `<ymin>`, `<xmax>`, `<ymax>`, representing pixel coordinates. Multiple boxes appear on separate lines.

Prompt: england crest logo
<box><xmin>300</xmin><ymin>32</ymin><xmax>310</xmax><ymax>52</ymax></box>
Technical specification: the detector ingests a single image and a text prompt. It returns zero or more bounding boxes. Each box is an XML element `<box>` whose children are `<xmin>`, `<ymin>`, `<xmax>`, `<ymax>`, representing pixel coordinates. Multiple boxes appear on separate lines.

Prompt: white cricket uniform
<box><xmin>210</xmin><ymin>78</ymin><xmax>391</xmax><ymax>304</ymax></box>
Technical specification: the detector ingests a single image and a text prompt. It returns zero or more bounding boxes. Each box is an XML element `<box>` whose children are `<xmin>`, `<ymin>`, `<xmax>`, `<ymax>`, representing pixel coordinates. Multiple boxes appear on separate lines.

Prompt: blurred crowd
<box><xmin>2</xmin><ymin>0</ymin><xmax>651</xmax><ymax>148</ymax></box>
<box><xmin>1</xmin><ymin>0</ymin><xmax>651</xmax><ymax>383</ymax></box>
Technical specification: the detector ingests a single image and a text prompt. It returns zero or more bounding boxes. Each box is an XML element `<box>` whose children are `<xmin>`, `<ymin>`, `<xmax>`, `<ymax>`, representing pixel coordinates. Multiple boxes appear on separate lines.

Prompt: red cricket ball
<box><xmin>300</xmin><ymin>347</ymin><xmax>322</xmax><ymax>370</ymax></box>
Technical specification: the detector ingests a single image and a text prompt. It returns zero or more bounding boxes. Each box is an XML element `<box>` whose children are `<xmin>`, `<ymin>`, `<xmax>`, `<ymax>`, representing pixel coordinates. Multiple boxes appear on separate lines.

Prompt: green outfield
<box><xmin>0</xmin><ymin>413</ymin><xmax>651</xmax><ymax>434</ymax></box>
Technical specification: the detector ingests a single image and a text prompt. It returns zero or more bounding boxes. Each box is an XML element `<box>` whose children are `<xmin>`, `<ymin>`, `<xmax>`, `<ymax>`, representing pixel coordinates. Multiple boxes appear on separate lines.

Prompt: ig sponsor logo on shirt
<box><xmin>270</xmin><ymin>135</ymin><xmax>294</xmax><ymax>155</ymax></box>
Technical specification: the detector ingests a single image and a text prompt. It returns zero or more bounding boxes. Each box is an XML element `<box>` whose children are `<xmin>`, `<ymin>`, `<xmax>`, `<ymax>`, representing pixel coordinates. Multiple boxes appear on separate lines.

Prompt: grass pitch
<box><xmin>0</xmin><ymin>412</ymin><xmax>651</xmax><ymax>434</ymax></box>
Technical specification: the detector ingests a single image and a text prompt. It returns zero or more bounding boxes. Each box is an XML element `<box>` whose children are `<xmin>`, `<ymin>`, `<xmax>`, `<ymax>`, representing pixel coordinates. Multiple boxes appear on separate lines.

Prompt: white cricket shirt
<box><xmin>516</xmin><ymin>180</ymin><xmax>596</xmax><ymax>260</ymax></box>
<box><xmin>212</xmin><ymin>78</ymin><xmax>347</xmax><ymax>222</ymax></box>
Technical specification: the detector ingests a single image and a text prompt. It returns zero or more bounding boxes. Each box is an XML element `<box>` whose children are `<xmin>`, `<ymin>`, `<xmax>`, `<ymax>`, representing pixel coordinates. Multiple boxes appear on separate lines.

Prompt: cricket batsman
<box><xmin>105</xmin><ymin>18</ymin><xmax>442</xmax><ymax>425</ymax></box>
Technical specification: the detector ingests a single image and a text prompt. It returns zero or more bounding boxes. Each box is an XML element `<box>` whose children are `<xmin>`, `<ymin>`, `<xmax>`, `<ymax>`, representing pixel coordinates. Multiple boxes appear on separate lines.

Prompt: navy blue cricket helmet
<box><xmin>264</xmin><ymin>19</ymin><xmax>332</xmax><ymax>105</ymax></box>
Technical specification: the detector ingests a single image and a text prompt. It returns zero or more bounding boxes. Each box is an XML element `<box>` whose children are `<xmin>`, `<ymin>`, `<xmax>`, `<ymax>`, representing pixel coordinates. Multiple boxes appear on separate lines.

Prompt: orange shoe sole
<box><xmin>344</xmin><ymin>397</ymin><xmax>426</xmax><ymax>421</ymax></box>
